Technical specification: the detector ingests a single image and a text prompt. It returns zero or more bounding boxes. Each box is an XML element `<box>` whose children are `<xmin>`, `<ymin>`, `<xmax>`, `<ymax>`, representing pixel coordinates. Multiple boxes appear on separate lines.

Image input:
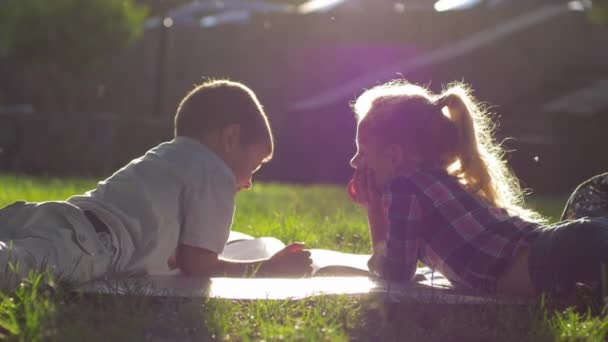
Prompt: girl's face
<box><xmin>350</xmin><ymin>123</ymin><xmax>413</xmax><ymax>189</ymax></box>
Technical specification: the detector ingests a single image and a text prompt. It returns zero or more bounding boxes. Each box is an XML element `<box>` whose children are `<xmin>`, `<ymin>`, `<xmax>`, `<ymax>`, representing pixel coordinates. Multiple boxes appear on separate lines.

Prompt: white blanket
<box><xmin>80</xmin><ymin>232</ymin><xmax>519</xmax><ymax>304</ymax></box>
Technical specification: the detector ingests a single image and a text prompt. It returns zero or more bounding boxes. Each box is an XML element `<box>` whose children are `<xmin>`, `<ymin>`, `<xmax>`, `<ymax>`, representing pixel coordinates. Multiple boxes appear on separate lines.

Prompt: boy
<box><xmin>0</xmin><ymin>80</ymin><xmax>312</xmax><ymax>285</ymax></box>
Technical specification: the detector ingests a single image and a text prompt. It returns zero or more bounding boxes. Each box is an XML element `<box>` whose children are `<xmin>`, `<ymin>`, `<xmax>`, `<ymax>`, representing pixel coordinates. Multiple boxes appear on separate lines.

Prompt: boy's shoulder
<box><xmin>137</xmin><ymin>137</ymin><xmax>235</xmax><ymax>186</ymax></box>
<box><xmin>152</xmin><ymin>137</ymin><xmax>228</xmax><ymax>168</ymax></box>
<box><xmin>149</xmin><ymin>137</ymin><xmax>210</xmax><ymax>159</ymax></box>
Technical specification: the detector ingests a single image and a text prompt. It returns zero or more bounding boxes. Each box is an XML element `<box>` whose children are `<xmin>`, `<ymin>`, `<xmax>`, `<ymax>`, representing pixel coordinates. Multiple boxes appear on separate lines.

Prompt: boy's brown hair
<box><xmin>174</xmin><ymin>80</ymin><xmax>274</xmax><ymax>157</ymax></box>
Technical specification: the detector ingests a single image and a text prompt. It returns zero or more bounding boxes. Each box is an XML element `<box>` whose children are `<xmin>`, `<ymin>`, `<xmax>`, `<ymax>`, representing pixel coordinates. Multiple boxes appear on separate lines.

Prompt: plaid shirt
<box><xmin>376</xmin><ymin>169</ymin><xmax>540</xmax><ymax>292</ymax></box>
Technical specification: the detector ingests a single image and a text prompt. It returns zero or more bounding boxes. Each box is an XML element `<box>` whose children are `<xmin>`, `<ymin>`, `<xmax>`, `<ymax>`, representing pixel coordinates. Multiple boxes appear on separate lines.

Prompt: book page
<box><xmin>221</xmin><ymin>237</ymin><xmax>285</xmax><ymax>260</ymax></box>
<box><xmin>309</xmin><ymin>249</ymin><xmax>371</xmax><ymax>276</ymax></box>
<box><xmin>226</xmin><ymin>231</ymin><xmax>255</xmax><ymax>244</ymax></box>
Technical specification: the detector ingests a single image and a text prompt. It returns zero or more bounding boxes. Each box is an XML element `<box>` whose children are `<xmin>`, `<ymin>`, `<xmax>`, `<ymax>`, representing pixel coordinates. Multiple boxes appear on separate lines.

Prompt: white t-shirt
<box><xmin>69</xmin><ymin>137</ymin><xmax>237</xmax><ymax>275</ymax></box>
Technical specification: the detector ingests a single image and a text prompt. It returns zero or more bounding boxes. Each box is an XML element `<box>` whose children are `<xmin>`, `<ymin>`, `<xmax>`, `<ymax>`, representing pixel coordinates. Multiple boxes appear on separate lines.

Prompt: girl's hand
<box><xmin>348</xmin><ymin>166</ymin><xmax>383</xmax><ymax>209</ymax></box>
<box><xmin>347</xmin><ymin>167</ymin><xmax>369</xmax><ymax>206</ymax></box>
<box><xmin>365</xmin><ymin>168</ymin><xmax>383</xmax><ymax>212</ymax></box>
<box><xmin>347</xmin><ymin>167</ymin><xmax>386</xmax><ymax>242</ymax></box>
<box><xmin>349</xmin><ymin>167</ymin><xmax>387</xmax><ymax>248</ymax></box>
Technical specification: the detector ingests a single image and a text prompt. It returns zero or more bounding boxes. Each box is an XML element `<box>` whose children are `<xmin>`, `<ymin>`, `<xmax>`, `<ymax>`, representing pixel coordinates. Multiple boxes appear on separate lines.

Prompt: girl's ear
<box><xmin>220</xmin><ymin>124</ymin><xmax>241</xmax><ymax>152</ymax></box>
<box><xmin>388</xmin><ymin>144</ymin><xmax>421</xmax><ymax>169</ymax></box>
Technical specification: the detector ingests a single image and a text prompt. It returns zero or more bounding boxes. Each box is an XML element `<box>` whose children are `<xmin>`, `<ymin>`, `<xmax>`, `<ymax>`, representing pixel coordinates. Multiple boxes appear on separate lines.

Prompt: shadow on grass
<box><xmin>0</xmin><ymin>272</ymin><xmax>213</xmax><ymax>342</ymax></box>
<box><xmin>60</xmin><ymin>294</ymin><xmax>212</xmax><ymax>342</ymax></box>
<box><xmin>351</xmin><ymin>298</ymin><xmax>552</xmax><ymax>341</ymax></box>
<box><xmin>351</xmin><ymin>291</ymin><xmax>608</xmax><ymax>342</ymax></box>
<box><xmin>3</xmin><ymin>271</ymin><xmax>608</xmax><ymax>341</ymax></box>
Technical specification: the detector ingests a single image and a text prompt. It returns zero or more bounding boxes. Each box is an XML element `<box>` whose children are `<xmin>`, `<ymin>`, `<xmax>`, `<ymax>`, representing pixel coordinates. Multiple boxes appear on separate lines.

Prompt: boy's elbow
<box><xmin>178</xmin><ymin>261</ymin><xmax>202</xmax><ymax>276</ymax></box>
<box><xmin>181</xmin><ymin>266</ymin><xmax>210</xmax><ymax>277</ymax></box>
<box><xmin>179</xmin><ymin>259</ymin><xmax>218</xmax><ymax>277</ymax></box>
<box><xmin>176</xmin><ymin>244</ymin><xmax>220</xmax><ymax>277</ymax></box>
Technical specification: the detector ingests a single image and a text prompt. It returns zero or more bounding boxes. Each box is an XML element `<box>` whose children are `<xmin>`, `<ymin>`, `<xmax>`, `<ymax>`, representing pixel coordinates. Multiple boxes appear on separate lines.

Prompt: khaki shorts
<box><xmin>0</xmin><ymin>201</ymin><xmax>114</xmax><ymax>285</ymax></box>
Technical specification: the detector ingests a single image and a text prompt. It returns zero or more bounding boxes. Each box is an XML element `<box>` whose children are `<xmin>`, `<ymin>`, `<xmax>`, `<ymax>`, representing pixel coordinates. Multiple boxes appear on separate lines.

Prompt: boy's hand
<box><xmin>168</xmin><ymin>254</ymin><xmax>178</xmax><ymax>270</ymax></box>
<box><xmin>259</xmin><ymin>243</ymin><xmax>312</xmax><ymax>277</ymax></box>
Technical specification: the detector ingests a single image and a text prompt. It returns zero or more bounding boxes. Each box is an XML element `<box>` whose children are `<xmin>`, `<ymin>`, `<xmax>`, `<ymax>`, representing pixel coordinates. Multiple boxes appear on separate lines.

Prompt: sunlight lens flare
<box><xmin>434</xmin><ymin>0</ymin><xmax>480</xmax><ymax>12</ymax></box>
<box><xmin>298</xmin><ymin>0</ymin><xmax>347</xmax><ymax>14</ymax></box>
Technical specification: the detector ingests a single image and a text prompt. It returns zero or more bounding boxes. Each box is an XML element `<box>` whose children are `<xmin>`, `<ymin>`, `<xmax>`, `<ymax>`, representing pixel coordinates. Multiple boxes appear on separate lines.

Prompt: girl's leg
<box><xmin>562</xmin><ymin>172</ymin><xmax>608</xmax><ymax>220</ymax></box>
<box><xmin>0</xmin><ymin>201</ymin><xmax>27</xmax><ymax>238</ymax></box>
<box><xmin>559</xmin><ymin>173</ymin><xmax>608</xmax><ymax>301</ymax></box>
<box><xmin>529</xmin><ymin>218</ymin><xmax>608</xmax><ymax>299</ymax></box>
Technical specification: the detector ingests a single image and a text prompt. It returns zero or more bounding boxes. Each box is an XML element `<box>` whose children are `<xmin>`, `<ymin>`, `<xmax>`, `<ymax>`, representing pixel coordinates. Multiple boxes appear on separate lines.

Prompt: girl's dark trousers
<box><xmin>528</xmin><ymin>172</ymin><xmax>608</xmax><ymax>297</ymax></box>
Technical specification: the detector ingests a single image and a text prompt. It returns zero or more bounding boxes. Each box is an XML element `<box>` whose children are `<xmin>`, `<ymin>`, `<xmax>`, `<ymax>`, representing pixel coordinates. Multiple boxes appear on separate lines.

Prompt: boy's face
<box><xmin>230</xmin><ymin>143</ymin><xmax>268</xmax><ymax>192</ymax></box>
<box><xmin>217</xmin><ymin>124</ymin><xmax>270</xmax><ymax>192</ymax></box>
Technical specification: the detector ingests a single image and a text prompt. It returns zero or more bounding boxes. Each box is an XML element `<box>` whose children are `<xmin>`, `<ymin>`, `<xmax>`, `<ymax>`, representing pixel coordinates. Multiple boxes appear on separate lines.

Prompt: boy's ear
<box><xmin>220</xmin><ymin>124</ymin><xmax>241</xmax><ymax>152</ymax></box>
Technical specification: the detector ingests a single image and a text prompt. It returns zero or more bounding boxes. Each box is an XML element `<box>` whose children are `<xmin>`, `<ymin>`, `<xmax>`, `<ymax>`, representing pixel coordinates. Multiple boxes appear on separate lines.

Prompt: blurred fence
<box><xmin>0</xmin><ymin>111</ymin><xmax>171</xmax><ymax>176</ymax></box>
<box><xmin>0</xmin><ymin>2</ymin><xmax>607</xmax><ymax>193</ymax></box>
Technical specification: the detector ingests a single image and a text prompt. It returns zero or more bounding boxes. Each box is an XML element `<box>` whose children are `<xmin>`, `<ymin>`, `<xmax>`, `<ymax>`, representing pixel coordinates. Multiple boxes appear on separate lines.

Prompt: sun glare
<box><xmin>298</xmin><ymin>0</ymin><xmax>348</xmax><ymax>15</ymax></box>
<box><xmin>434</xmin><ymin>0</ymin><xmax>481</xmax><ymax>12</ymax></box>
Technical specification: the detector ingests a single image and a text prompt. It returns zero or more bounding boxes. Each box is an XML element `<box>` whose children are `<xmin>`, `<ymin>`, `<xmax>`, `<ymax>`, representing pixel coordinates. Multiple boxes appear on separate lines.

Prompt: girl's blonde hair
<box><xmin>353</xmin><ymin>80</ymin><xmax>544</xmax><ymax>223</ymax></box>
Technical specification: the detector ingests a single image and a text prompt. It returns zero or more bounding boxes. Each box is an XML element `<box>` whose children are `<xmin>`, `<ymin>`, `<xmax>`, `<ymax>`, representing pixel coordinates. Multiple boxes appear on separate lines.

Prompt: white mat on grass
<box><xmin>80</xmin><ymin>232</ymin><xmax>519</xmax><ymax>304</ymax></box>
<box><xmin>81</xmin><ymin>268</ymin><xmax>515</xmax><ymax>304</ymax></box>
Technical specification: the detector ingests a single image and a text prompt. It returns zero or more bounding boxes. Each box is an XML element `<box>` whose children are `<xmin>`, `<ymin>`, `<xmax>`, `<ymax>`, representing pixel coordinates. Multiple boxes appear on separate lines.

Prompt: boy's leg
<box><xmin>562</xmin><ymin>172</ymin><xmax>608</xmax><ymax>220</ymax></box>
<box><xmin>0</xmin><ymin>235</ymin><xmax>73</xmax><ymax>288</ymax></box>
<box><xmin>0</xmin><ymin>201</ymin><xmax>113</xmax><ymax>287</ymax></box>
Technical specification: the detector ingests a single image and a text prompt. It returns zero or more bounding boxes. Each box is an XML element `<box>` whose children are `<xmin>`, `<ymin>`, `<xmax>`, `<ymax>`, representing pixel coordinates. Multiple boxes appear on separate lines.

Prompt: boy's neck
<box><xmin>176</xmin><ymin>134</ymin><xmax>229</xmax><ymax>162</ymax></box>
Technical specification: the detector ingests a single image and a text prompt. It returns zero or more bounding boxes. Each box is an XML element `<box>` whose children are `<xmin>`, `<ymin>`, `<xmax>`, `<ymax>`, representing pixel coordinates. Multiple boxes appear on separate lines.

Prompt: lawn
<box><xmin>1</xmin><ymin>173</ymin><xmax>607</xmax><ymax>341</ymax></box>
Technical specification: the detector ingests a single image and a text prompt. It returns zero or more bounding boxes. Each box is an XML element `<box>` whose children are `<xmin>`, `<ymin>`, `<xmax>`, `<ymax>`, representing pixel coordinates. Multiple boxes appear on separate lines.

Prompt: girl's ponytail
<box><xmin>438</xmin><ymin>88</ymin><xmax>494</xmax><ymax>201</ymax></box>
<box><xmin>438</xmin><ymin>84</ymin><xmax>544</xmax><ymax>223</ymax></box>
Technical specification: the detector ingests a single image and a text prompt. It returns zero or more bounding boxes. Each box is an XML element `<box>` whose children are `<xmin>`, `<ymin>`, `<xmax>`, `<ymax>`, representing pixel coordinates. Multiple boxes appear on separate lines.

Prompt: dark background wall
<box><xmin>1</xmin><ymin>3</ymin><xmax>606</xmax><ymax>194</ymax></box>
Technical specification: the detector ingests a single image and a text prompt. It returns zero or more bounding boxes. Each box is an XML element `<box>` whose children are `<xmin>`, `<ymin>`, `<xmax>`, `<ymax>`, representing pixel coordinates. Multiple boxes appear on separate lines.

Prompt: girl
<box><xmin>347</xmin><ymin>79</ymin><xmax>608</xmax><ymax>299</ymax></box>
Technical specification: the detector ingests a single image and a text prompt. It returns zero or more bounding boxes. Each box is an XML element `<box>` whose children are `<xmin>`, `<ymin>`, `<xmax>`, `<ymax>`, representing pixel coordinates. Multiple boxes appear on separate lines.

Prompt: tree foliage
<box><xmin>0</xmin><ymin>0</ymin><xmax>147</xmax><ymax>77</ymax></box>
<box><xmin>136</xmin><ymin>0</ymin><xmax>190</xmax><ymax>17</ymax></box>
<box><xmin>0</xmin><ymin>0</ymin><xmax>147</xmax><ymax>111</ymax></box>
<box><xmin>589</xmin><ymin>0</ymin><xmax>608</xmax><ymax>24</ymax></box>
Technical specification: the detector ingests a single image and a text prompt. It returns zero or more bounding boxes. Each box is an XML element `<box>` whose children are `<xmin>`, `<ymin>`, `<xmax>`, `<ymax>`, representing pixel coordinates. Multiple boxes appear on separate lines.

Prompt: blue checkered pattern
<box><xmin>378</xmin><ymin>169</ymin><xmax>540</xmax><ymax>292</ymax></box>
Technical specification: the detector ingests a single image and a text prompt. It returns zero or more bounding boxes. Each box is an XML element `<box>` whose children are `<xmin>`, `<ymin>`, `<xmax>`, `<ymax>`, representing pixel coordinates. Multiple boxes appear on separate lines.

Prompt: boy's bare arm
<box><xmin>177</xmin><ymin>243</ymin><xmax>312</xmax><ymax>277</ymax></box>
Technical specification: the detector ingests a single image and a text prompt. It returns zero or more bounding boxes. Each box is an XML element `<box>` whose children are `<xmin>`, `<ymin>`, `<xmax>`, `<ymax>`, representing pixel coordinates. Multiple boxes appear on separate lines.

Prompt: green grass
<box><xmin>1</xmin><ymin>173</ymin><xmax>607</xmax><ymax>341</ymax></box>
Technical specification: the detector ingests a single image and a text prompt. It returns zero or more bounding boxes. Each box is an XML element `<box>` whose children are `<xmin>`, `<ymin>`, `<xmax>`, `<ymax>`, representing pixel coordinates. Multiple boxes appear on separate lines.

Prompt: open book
<box><xmin>222</xmin><ymin>231</ymin><xmax>373</xmax><ymax>277</ymax></box>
